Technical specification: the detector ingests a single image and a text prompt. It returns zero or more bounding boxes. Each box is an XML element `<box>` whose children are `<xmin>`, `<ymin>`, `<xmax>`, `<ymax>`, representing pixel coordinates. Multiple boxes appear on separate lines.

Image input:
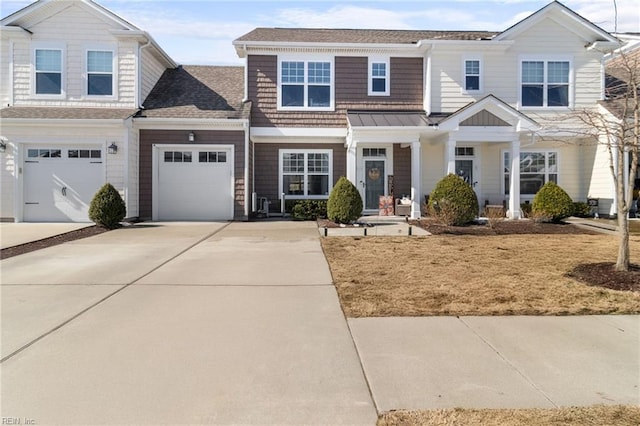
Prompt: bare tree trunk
<box><xmin>617</xmin><ymin>208</ymin><xmax>630</xmax><ymax>271</ymax></box>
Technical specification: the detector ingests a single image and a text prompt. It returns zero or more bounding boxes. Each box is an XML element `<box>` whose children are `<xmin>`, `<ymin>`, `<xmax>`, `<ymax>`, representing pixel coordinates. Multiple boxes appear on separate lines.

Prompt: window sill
<box><xmin>277</xmin><ymin>106</ymin><xmax>335</xmax><ymax>112</ymax></box>
<box><xmin>368</xmin><ymin>92</ymin><xmax>390</xmax><ymax>97</ymax></box>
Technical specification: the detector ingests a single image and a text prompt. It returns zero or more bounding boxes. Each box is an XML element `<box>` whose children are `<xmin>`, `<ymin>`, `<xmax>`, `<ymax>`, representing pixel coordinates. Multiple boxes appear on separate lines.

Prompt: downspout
<box><xmin>137</xmin><ymin>38</ymin><xmax>153</xmax><ymax>108</ymax></box>
<box><xmin>123</xmin><ymin>116</ymin><xmax>132</xmax><ymax>216</ymax></box>
<box><xmin>243</xmin><ymin>44</ymin><xmax>249</xmax><ymax>102</ymax></box>
<box><xmin>244</xmin><ymin>118</ymin><xmax>250</xmax><ymax>219</ymax></box>
<box><xmin>9</xmin><ymin>40</ymin><xmax>14</xmax><ymax>106</ymax></box>
<box><xmin>424</xmin><ymin>49</ymin><xmax>432</xmax><ymax>115</ymax></box>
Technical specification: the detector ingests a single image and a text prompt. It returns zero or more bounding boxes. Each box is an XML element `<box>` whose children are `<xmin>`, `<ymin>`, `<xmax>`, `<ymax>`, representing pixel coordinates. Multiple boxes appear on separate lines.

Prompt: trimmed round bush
<box><xmin>327</xmin><ymin>176</ymin><xmax>363</xmax><ymax>223</ymax></box>
<box><xmin>532</xmin><ymin>181</ymin><xmax>573</xmax><ymax>223</ymax></box>
<box><xmin>89</xmin><ymin>183</ymin><xmax>126</xmax><ymax>229</ymax></box>
<box><xmin>427</xmin><ymin>173</ymin><xmax>479</xmax><ymax>226</ymax></box>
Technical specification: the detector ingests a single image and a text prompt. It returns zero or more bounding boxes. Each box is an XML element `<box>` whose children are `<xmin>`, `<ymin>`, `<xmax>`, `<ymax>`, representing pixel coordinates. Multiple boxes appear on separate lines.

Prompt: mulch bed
<box><xmin>567</xmin><ymin>262</ymin><xmax>640</xmax><ymax>292</ymax></box>
<box><xmin>0</xmin><ymin>225</ymin><xmax>110</xmax><ymax>260</ymax></box>
<box><xmin>410</xmin><ymin>219</ymin><xmax>598</xmax><ymax>235</ymax></box>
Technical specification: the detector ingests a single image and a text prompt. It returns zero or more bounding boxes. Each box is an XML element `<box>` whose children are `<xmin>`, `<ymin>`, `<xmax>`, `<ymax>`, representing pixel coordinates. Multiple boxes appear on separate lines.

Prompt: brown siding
<box><xmin>248</xmin><ymin>55</ymin><xmax>424</xmax><ymax>128</ymax></box>
<box><xmin>139</xmin><ymin>129</ymin><xmax>246</xmax><ymax>219</ymax></box>
<box><xmin>253</xmin><ymin>143</ymin><xmax>347</xmax><ymax>206</ymax></box>
<box><xmin>393</xmin><ymin>144</ymin><xmax>412</xmax><ymax>199</ymax></box>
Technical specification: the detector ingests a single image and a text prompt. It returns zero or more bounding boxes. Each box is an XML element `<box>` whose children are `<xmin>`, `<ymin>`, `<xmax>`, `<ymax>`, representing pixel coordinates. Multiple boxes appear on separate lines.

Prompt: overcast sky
<box><xmin>2</xmin><ymin>0</ymin><xmax>638</xmax><ymax>65</ymax></box>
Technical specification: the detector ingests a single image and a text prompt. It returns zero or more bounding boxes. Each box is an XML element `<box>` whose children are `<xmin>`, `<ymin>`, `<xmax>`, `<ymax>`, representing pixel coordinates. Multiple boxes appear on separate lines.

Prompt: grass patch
<box><xmin>321</xmin><ymin>234</ymin><xmax>640</xmax><ymax>317</ymax></box>
<box><xmin>377</xmin><ymin>405</ymin><xmax>640</xmax><ymax>426</ymax></box>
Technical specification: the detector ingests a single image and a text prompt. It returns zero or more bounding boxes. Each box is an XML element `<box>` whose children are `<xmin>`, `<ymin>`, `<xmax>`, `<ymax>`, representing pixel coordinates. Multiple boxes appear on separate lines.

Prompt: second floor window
<box><xmin>369</xmin><ymin>60</ymin><xmax>389</xmax><ymax>96</ymax></box>
<box><xmin>87</xmin><ymin>50</ymin><xmax>113</xmax><ymax>96</ymax></box>
<box><xmin>280</xmin><ymin>60</ymin><xmax>332</xmax><ymax>109</ymax></box>
<box><xmin>464</xmin><ymin>60</ymin><xmax>480</xmax><ymax>91</ymax></box>
<box><xmin>35</xmin><ymin>49</ymin><xmax>62</xmax><ymax>95</ymax></box>
<box><xmin>521</xmin><ymin>60</ymin><xmax>570</xmax><ymax>107</ymax></box>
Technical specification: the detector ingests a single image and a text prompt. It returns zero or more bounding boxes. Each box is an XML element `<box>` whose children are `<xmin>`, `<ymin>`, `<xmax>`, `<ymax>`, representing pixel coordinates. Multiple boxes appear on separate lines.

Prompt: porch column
<box><xmin>509</xmin><ymin>139</ymin><xmax>521</xmax><ymax>219</ymax></box>
<box><xmin>445</xmin><ymin>136</ymin><xmax>456</xmax><ymax>175</ymax></box>
<box><xmin>346</xmin><ymin>142</ymin><xmax>357</xmax><ymax>185</ymax></box>
<box><xmin>411</xmin><ymin>141</ymin><xmax>422</xmax><ymax>219</ymax></box>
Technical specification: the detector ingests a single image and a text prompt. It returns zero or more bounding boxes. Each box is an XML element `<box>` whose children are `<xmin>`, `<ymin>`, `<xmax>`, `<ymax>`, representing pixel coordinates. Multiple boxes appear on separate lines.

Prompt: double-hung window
<box><xmin>87</xmin><ymin>50</ymin><xmax>114</xmax><ymax>96</ymax></box>
<box><xmin>464</xmin><ymin>59</ymin><xmax>481</xmax><ymax>92</ymax></box>
<box><xmin>280</xmin><ymin>59</ymin><xmax>333</xmax><ymax>109</ymax></box>
<box><xmin>35</xmin><ymin>49</ymin><xmax>62</xmax><ymax>95</ymax></box>
<box><xmin>521</xmin><ymin>60</ymin><xmax>570</xmax><ymax>107</ymax></box>
<box><xmin>280</xmin><ymin>150</ymin><xmax>332</xmax><ymax>197</ymax></box>
<box><xmin>369</xmin><ymin>58</ymin><xmax>389</xmax><ymax>96</ymax></box>
<box><xmin>504</xmin><ymin>151</ymin><xmax>558</xmax><ymax>195</ymax></box>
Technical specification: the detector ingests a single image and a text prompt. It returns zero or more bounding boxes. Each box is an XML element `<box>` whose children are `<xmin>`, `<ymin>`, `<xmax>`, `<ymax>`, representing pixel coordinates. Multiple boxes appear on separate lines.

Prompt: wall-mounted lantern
<box><xmin>188</xmin><ymin>132</ymin><xmax>195</xmax><ymax>142</ymax></box>
<box><xmin>108</xmin><ymin>142</ymin><xmax>118</xmax><ymax>154</ymax></box>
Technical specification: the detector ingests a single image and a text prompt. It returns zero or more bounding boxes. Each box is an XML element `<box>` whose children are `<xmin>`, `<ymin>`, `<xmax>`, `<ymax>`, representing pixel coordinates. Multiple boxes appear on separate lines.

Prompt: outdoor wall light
<box><xmin>108</xmin><ymin>142</ymin><xmax>118</xmax><ymax>154</ymax></box>
<box><xmin>0</xmin><ymin>137</ymin><xmax>8</xmax><ymax>153</ymax></box>
<box><xmin>188</xmin><ymin>131</ymin><xmax>195</xmax><ymax>142</ymax></box>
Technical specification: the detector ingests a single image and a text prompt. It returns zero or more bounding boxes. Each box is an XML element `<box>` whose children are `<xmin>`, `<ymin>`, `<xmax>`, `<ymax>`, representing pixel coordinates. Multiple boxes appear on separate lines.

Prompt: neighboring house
<box><xmin>0</xmin><ymin>0</ymin><xmax>627</xmax><ymax>222</ymax></box>
<box><xmin>0</xmin><ymin>0</ymin><xmax>250</xmax><ymax>222</ymax></box>
<box><xmin>234</xmin><ymin>1</ymin><xmax>620</xmax><ymax>219</ymax></box>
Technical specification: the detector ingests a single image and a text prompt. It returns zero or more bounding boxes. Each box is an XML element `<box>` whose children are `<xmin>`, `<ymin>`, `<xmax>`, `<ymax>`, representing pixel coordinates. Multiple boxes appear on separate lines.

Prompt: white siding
<box><xmin>0</xmin><ymin>37</ymin><xmax>11</xmax><ymax>107</ymax></box>
<box><xmin>420</xmin><ymin>137</ymin><xmax>445</xmax><ymax>196</ymax></box>
<box><xmin>140</xmin><ymin>48</ymin><xmax>167</xmax><ymax>104</ymax></box>
<box><xmin>8</xmin><ymin>3</ymin><xmax>137</xmax><ymax>108</ymax></box>
<box><xmin>430</xmin><ymin>17</ymin><xmax>605</xmax><ymax>128</ymax></box>
<box><xmin>587</xmin><ymin>137</ymin><xmax>615</xmax><ymax>216</ymax></box>
<box><xmin>127</xmin><ymin>127</ymin><xmax>140</xmax><ymax>217</ymax></box>
<box><xmin>0</xmin><ymin>123</ymin><xmax>127</xmax><ymax>221</ymax></box>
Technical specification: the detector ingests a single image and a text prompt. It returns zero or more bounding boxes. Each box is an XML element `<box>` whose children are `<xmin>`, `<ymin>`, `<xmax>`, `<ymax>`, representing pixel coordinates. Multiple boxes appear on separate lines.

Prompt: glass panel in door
<box><xmin>365</xmin><ymin>160</ymin><xmax>385</xmax><ymax>210</ymax></box>
<box><xmin>455</xmin><ymin>159</ymin><xmax>473</xmax><ymax>186</ymax></box>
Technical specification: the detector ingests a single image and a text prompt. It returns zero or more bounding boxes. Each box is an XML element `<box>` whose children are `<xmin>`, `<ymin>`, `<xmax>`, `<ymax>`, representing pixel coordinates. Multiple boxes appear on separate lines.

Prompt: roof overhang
<box><xmin>134</xmin><ymin>117</ymin><xmax>248</xmax><ymax>131</ymax></box>
<box><xmin>250</xmin><ymin>127</ymin><xmax>346</xmax><ymax>143</ymax></box>
<box><xmin>110</xmin><ymin>29</ymin><xmax>177</xmax><ymax>68</ymax></box>
<box><xmin>417</xmin><ymin>39</ymin><xmax>513</xmax><ymax>52</ymax></box>
<box><xmin>0</xmin><ymin>118</ymin><xmax>127</xmax><ymax>127</ymax></box>
<box><xmin>234</xmin><ymin>41</ymin><xmax>421</xmax><ymax>58</ymax></box>
<box><xmin>0</xmin><ymin>25</ymin><xmax>31</xmax><ymax>39</ymax></box>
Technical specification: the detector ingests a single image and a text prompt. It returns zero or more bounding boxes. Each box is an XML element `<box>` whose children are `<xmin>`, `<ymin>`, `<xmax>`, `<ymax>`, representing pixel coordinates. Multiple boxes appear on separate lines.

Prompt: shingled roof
<box><xmin>235</xmin><ymin>28</ymin><xmax>498</xmax><ymax>45</ymax></box>
<box><xmin>139</xmin><ymin>65</ymin><xmax>249</xmax><ymax>119</ymax></box>
<box><xmin>0</xmin><ymin>107</ymin><xmax>138</xmax><ymax>120</ymax></box>
<box><xmin>601</xmin><ymin>46</ymin><xmax>640</xmax><ymax>118</ymax></box>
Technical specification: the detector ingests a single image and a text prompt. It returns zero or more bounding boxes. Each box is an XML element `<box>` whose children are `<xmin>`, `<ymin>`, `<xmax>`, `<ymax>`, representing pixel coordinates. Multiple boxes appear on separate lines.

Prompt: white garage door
<box><xmin>23</xmin><ymin>146</ymin><xmax>104</xmax><ymax>222</ymax></box>
<box><xmin>157</xmin><ymin>146</ymin><xmax>233</xmax><ymax>221</ymax></box>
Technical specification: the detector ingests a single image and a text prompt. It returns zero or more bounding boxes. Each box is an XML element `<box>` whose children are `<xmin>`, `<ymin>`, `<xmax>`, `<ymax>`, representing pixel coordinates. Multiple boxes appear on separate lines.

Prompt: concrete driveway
<box><xmin>1</xmin><ymin>221</ymin><xmax>377</xmax><ymax>425</ymax></box>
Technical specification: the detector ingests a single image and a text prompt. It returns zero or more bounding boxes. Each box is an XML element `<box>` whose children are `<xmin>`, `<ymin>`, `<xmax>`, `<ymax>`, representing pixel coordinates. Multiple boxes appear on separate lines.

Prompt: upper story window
<box><xmin>464</xmin><ymin>59</ymin><xmax>481</xmax><ymax>92</ymax></box>
<box><xmin>35</xmin><ymin>49</ymin><xmax>62</xmax><ymax>95</ymax></box>
<box><xmin>369</xmin><ymin>58</ymin><xmax>389</xmax><ymax>96</ymax></box>
<box><xmin>87</xmin><ymin>50</ymin><xmax>114</xmax><ymax>96</ymax></box>
<box><xmin>279</xmin><ymin>58</ymin><xmax>333</xmax><ymax>110</ymax></box>
<box><xmin>521</xmin><ymin>60</ymin><xmax>571</xmax><ymax>107</ymax></box>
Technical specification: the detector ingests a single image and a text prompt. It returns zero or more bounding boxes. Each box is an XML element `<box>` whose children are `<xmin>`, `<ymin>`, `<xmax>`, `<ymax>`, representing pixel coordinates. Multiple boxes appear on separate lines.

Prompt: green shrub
<box><xmin>532</xmin><ymin>181</ymin><xmax>573</xmax><ymax>223</ymax></box>
<box><xmin>287</xmin><ymin>199</ymin><xmax>327</xmax><ymax>221</ymax></box>
<box><xmin>572</xmin><ymin>201</ymin><xmax>592</xmax><ymax>218</ymax></box>
<box><xmin>88</xmin><ymin>183</ymin><xmax>126</xmax><ymax>229</ymax></box>
<box><xmin>427</xmin><ymin>174</ymin><xmax>479</xmax><ymax>226</ymax></box>
<box><xmin>327</xmin><ymin>176</ymin><xmax>363</xmax><ymax>223</ymax></box>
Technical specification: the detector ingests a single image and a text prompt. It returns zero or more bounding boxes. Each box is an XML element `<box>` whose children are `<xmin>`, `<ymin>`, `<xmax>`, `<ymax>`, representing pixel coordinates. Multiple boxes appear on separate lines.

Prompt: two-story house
<box><xmin>0</xmin><ymin>0</ymin><xmax>251</xmax><ymax>223</ymax></box>
<box><xmin>234</xmin><ymin>1</ymin><xmax>620</xmax><ymax>219</ymax></box>
<box><xmin>0</xmin><ymin>0</ymin><xmax>624</xmax><ymax>223</ymax></box>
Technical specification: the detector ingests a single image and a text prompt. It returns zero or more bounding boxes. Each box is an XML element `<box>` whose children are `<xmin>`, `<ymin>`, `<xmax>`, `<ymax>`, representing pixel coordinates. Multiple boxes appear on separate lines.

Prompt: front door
<box><xmin>455</xmin><ymin>159</ymin><xmax>474</xmax><ymax>186</ymax></box>
<box><xmin>364</xmin><ymin>159</ymin><xmax>385</xmax><ymax>210</ymax></box>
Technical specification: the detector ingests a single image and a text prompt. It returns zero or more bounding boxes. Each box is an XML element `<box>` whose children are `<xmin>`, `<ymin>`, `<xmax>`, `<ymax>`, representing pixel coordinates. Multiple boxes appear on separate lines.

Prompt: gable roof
<box><xmin>493</xmin><ymin>1</ymin><xmax>618</xmax><ymax>44</ymax></box>
<box><xmin>1</xmin><ymin>0</ymin><xmax>177</xmax><ymax>68</ymax></box>
<box><xmin>235</xmin><ymin>28</ymin><xmax>498</xmax><ymax>45</ymax></box>
<box><xmin>2</xmin><ymin>0</ymin><xmax>137</xmax><ymax>30</ymax></box>
<box><xmin>139</xmin><ymin>66</ymin><xmax>249</xmax><ymax>120</ymax></box>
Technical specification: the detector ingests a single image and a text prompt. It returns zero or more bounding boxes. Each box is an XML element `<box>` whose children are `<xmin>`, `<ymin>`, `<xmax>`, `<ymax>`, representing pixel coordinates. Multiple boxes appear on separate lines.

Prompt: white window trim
<box><xmin>277</xmin><ymin>55</ymin><xmax>335</xmax><ymax>112</ymax></box>
<box><xmin>85</xmin><ymin>47</ymin><xmax>117</xmax><ymax>99</ymax></box>
<box><xmin>518</xmin><ymin>55</ymin><xmax>573</xmax><ymax>109</ymax></box>
<box><xmin>31</xmin><ymin>43</ymin><xmax>66</xmax><ymax>99</ymax></box>
<box><xmin>368</xmin><ymin>57</ymin><xmax>390</xmax><ymax>96</ymax></box>
<box><xmin>278</xmin><ymin>148</ymin><xmax>333</xmax><ymax>199</ymax></box>
<box><xmin>502</xmin><ymin>149</ymin><xmax>560</xmax><ymax>197</ymax></box>
<box><xmin>461</xmin><ymin>56</ymin><xmax>482</xmax><ymax>94</ymax></box>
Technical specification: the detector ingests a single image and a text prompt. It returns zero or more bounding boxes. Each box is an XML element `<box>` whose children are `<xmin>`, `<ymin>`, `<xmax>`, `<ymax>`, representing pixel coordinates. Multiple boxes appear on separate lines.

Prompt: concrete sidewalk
<box><xmin>350</xmin><ymin>315</ymin><xmax>640</xmax><ymax>413</ymax></box>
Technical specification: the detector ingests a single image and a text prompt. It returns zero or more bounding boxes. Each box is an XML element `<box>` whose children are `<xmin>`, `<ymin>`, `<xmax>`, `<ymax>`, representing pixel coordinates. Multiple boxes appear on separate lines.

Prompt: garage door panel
<box><xmin>157</xmin><ymin>148</ymin><xmax>233</xmax><ymax>221</ymax></box>
<box><xmin>23</xmin><ymin>147</ymin><xmax>103</xmax><ymax>222</ymax></box>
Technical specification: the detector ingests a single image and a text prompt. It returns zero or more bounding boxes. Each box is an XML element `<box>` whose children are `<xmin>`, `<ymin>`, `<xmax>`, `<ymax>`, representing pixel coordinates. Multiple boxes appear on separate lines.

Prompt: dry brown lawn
<box><xmin>321</xmin><ymin>234</ymin><xmax>640</xmax><ymax>317</ymax></box>
<box><xmin>377</xmin><ymin>405</ymin><xmax>640</xmax><ymax>426</ymax></box>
